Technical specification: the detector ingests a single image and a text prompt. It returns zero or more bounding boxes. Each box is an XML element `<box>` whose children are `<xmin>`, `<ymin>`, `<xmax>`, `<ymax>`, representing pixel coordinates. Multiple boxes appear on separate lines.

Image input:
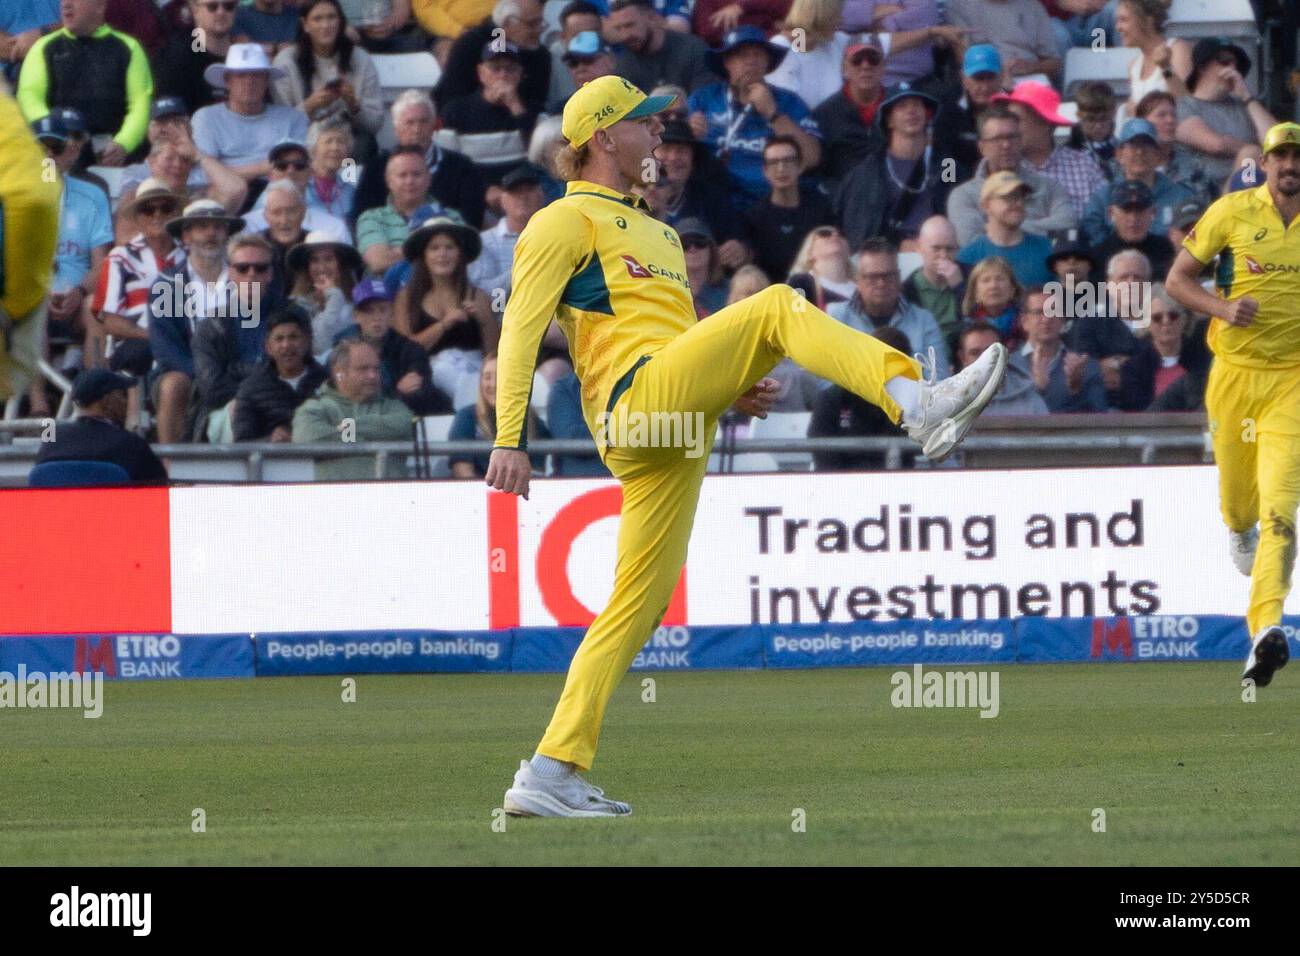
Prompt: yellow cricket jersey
<box><xmin>0</xmin><ymin>90</ymin><xmax>60</xmax><ymax>321</ymax></box>
<box><xmin>495</xmin><ymin>179</ymin><xmax>696</xmax><ymax>452</ymax></box>
<box><xmin>1183</xmin><ymin>183</ymin><xmax>1300</xmax><ymax>369</ymax></box>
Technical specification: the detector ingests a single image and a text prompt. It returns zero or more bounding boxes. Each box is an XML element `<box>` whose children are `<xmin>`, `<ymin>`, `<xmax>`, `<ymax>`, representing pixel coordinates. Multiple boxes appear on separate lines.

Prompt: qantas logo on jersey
<box><xmin>621</xmin><ymin>255</ymin><xmax>651</xmax><ymax>278</ymax></box>
<box><xmin>1244</xmin><ymin>254</ymin><xmax>1300</xmax><ymax>274</ymax></box>
<box><xmin>620</xmin><ymin>255</ymin><xmax>689</xmax><ymax>286</ymax></box>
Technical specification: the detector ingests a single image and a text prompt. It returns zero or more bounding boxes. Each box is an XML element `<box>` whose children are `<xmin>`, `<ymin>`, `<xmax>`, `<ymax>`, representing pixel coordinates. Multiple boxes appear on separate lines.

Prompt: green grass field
<box><xmin>2</xmin><ymin>664</ymin><xmax>1296</xmax><ymax>865</ymax></box>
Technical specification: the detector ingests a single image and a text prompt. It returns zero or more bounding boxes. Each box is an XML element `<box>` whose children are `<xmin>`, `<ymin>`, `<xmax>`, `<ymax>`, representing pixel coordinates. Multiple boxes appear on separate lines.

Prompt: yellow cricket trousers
<box><xmin>1206</xmin><ymin>358</ymin><xmax>1300</xmax><ymax>635</ymax></box>
<box><xmin>536</xmin><ymin>284</ymin><xmax>921</xmax><ymax>769</ymax></box>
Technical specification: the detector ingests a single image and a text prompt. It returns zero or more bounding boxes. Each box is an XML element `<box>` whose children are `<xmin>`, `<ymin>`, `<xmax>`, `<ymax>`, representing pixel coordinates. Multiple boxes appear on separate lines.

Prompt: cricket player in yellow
<box><xmin>491</xmin><ymin>76</ymin><xmax>1008</xmax><ymax>817</ymax></box>
<box><xmin>1166</xmin><ymin>122</ymin><xmax>1300</xmax><ymax>689</ymax></box>
<box><xmin>0</xmin><ymin>87</ymin><xmax>61</xmax><ymax>403</ymax></box>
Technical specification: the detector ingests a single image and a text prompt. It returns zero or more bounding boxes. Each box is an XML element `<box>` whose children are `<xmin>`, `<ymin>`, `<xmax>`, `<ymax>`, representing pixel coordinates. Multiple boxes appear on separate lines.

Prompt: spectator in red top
<box><xmin>106</xmin><ymin>0</ymin><xmax>166</xmax><ymax>54</ymax></box>
<box><xmin>692</xmin><ymin>0</ymin><xmax>792</xmax><ymax>50</ymax></box>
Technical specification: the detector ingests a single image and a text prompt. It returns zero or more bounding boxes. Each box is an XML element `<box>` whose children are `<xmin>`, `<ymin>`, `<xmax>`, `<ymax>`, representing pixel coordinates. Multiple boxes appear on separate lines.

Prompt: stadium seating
<box><xmin>1063</xmin><ymin>47</ymin><xmax>1141</xmax><ymax>98</ymax></box>
<box><xmin>28</xmin><ymin>460</ymin><xmax>131</xmax><ymax>487</ymax></box>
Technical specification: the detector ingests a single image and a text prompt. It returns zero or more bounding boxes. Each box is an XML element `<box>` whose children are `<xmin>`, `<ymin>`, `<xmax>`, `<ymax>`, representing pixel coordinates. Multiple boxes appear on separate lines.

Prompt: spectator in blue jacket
<box><xmin>148</xmin><ymin>199</ymin><xmax>246</xmax><ymax>443</ymax></box>
<box><xmin>686</xmin><ymin>26</ymin><xmax>821</xmax><ymax>206</ymax></box>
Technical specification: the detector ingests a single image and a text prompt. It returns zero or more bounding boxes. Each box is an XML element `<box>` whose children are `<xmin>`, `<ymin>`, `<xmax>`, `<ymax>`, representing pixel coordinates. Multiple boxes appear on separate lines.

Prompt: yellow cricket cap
<box><xmin>1262</xmin><ymin>122</ymin><xmax>1300</xmax><ymax>155</ymax></box>
<box><xmin>561</xmin><ymin>75</ymin><xmax>676</xmax><ymax>149</ymax></box>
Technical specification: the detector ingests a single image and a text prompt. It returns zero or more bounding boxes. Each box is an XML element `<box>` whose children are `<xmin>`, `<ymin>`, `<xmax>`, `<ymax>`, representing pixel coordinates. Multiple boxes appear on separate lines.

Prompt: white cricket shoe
<box><xmin>1229</xmin><ymin>526</ymin><xmax>1258</xmax><ymax>576</ymax></box>
<box><xmin>1242</xmin><ymin>626</ymin><xmax>1289</xmax><ymax>688</ymax></box>
<box><xmin>904</xmin><ymin>344</ymin><xmax>1008</xmax><ymax>462</ymax></box>
<box><xmin>503</xmin><ymin>760</ymin><xmax>633</xmax><ymax>818</ymax></box>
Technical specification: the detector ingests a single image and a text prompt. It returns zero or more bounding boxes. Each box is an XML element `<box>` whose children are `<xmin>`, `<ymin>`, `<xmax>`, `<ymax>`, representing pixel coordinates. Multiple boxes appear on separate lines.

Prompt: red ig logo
<box><xmin>488</xmin><ymin>487</ymin><xmax>687</xmax><ymax>629</ymax></box>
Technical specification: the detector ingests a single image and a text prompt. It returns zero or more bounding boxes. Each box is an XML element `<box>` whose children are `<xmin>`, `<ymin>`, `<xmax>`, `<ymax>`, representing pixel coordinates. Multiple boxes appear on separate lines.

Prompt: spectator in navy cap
<box><xmin>32</xmin><ymin>369</ymin><xmax>168</xmax><ymax>484</ymax></box>
<box><xmin>1094</xmin><ymin>178</ymin><xmax>1174</xmax><ymax>277</ymax></box>
<box><xmin>470</xmin><ymin>163</ymin><xmax>546</xmax><ymax>299</ymax></box>
<box><xmin>433</xmin><ymin>0</ymin><xmax>550</xmax><ymax>115</ymax></box>
<box><xmin>1081</xmin><ymin>118</ymin><xmax>1194</xmax><ymax>245</ymax></box>
<box><xmin>120</xmin><ymin>95</ymin><xmax>249</xmax><ymax>217</ymax></box>
<box><xmin>34</xmin><ymin>108</ymin><xmax>114</xmax><ymax>378</ymax></box>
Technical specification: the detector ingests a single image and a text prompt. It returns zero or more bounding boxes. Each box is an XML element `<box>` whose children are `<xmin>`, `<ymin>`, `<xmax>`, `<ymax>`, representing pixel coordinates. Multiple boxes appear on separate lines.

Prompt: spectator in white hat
<box><xmin>191</xmin><ymin>42</ymin><xmax>310</xmax><ymax>182</ymax></box>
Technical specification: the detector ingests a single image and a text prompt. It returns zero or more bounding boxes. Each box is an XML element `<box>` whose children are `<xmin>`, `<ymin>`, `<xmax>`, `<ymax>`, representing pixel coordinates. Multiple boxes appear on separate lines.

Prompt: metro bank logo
<box><xmin>1091</xmin><ymin>617</ymin><xmax>1201</xmax><ymax>659</ymax></box>
<box><xmin>1091</xmin><ymin>618</ymin><xmax>1133</xmax><ymax>658</ymax></box>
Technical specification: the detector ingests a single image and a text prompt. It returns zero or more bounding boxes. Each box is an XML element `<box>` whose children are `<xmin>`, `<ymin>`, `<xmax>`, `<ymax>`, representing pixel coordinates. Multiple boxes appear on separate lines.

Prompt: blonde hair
<box><xmin>783</xmin><ymin>0</ymin><xmax>843</xmax><ymax>51</ymax></box>
<box><xmin>554</xmin><ymin>140</ymin><xmax>592</xmax><ymax>182</ymax></box>
<box><xmin>961</xmin><ymin>256</ymin><xmax>1022</xmax><ymax>316</ymax></box>
<box><xmin>788</xmin><ymin>225</ymin><xmax>847</xmax><ymax>278</ymax></box>
<box><xmin>726</xmin><ymin>264</ymin><xmax>771</xmax><ymax>305</ymax></box>
<box><xmin>475</xmin><ymin>352</ymin><xmax>538</xmax><ymax>442</ymax></box>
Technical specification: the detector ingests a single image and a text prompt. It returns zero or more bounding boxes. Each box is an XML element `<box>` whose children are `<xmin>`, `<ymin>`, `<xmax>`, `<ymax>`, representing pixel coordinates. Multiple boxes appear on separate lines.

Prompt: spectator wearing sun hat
<box><xmin>1175</xmin><ymin>37</ymin><xmax>1278</xmax><ymax>187</ymax></box>
<box><xmin>148</xmin><ymin>198</ymin><xmax>246</xmax><ymax>443</ymax></box>
<box><xmin>395</xmin><ymin>212</ymin><xmax>498</xmax><ymax>408</ymax></box>
<box><xmin>687</xmin><ymin>26</ymin><xmax>822</xmax><ymax>206</ymax></box>
<box><xmin>191</xmin><ymin>43</ymin><xmax>310</xmax><ymax>181</ymax></box>
<box><xmin>287</xmin><ymin>230</ymin><xmax>363</xmax><ymax>357</ymax></box>
<box><xmin>993</xmin><ymin>80</ymin><xmax>1105</xmax><ymax>218</ymax></box>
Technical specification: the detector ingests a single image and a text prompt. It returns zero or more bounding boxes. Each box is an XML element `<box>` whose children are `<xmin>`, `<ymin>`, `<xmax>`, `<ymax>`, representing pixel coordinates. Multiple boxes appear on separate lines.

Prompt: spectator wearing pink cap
<box><xmin>993</xmin><ymin>80</ymin><xmax>1105</xmax><ymax>218</ymax></box>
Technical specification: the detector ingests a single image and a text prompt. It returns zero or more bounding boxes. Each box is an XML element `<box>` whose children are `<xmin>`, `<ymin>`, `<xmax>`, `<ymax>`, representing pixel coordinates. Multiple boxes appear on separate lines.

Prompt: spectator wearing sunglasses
<box><xmin>153</xmin><ymin>0</ymin><xmax>238</xmax><ymax>112</ymax></box>
<box><xmin>1115</xmin><ymin>284</ymin><xmax>1211</xmax><ymax>412</ymax></box>
<box><xmin>148</xmin><ymin>199</ymin><xmax>245</xmax><ymax>443</ymax></box>
<box><xmin>243</xmin><ymin>139</ymin><xmax>352</xmax><ymax>240</ymax></box>
<box><xmin>192</xmin><ymin>233</ymin><xmax>283</xmax><ymax>442</ymax></box>
<box><xmin>94</xmin><ymin>179</ymin><xmax>186</xmax><ymax>412</ymax></box>
<box><xmin>676</xmin><ymin>218</ymin><xmax>728</xmax><ymax>319</ymax></box>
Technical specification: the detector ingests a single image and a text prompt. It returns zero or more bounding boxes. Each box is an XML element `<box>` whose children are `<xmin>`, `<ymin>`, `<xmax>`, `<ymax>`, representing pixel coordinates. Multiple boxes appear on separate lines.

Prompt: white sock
<box><xmin>530</xmin><ymin>753</ymin><xmax>573</xmax><ymax>778</ymax></box>
<box><xmin>885</xmin><ymin>375</ymin><xmax>921</xmax><ymax>424</ymax></box>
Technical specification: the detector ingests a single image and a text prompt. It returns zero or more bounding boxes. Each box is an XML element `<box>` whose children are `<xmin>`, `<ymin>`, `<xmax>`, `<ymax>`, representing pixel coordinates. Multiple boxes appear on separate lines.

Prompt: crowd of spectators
<box><xmin>3</xmin><ymin>0</ymin><xmax>1289</xmax><ymax>480</ymax></box>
